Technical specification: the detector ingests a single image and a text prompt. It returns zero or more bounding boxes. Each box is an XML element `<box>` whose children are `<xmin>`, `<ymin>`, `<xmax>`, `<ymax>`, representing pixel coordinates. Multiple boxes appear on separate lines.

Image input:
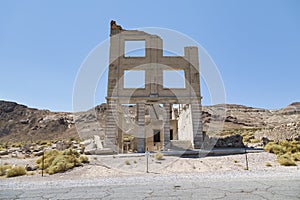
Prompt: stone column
<box><xmin>163</xmin><ymin>103</ymin><xmax>171</xmax><ymax>150</ymax></box>
<box><xmin>191</xmin><ymin>101</ymin><xmax>203</xmax><ymax>149</ymax></box>
<box><xmin>137</xmin><ymin>102</ymin><xmax>145</xmax><ymax>153</ymax></box>
<box><xmin>117</xmin><ymin>128</ymin><xmax>123</xmax><ymax>153</ymax></box>
<box><xmin>105</xmin><ymin>99</ymin><xmax>117</xmax><ymax>152</ymax></box>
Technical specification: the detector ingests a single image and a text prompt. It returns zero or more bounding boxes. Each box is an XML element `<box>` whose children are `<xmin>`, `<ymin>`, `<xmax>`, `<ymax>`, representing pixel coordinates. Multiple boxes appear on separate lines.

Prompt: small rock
<box><xmin>33</xmin><ymin>151</ymin><xmax>44</xmax><ymax>157</ymax></box>
<box><xmin>0</xmin><ymin>150</ymin><xmax>8</xmax><ymax>156</ymax></box>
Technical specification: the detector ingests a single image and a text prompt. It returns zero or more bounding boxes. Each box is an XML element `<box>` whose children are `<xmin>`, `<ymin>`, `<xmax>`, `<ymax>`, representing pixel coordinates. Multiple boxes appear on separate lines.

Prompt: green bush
<box><xmin>277</xmin><ymin>154</ymin><xmax>296</xmax><ymax>166</ymax></box>
<box><xmin>36</xmin><ymin>149</ymin><xmax>83</xmax><ymax>175</ymax></box>
<box><xmin>0</xmin><ymin>164</ymin><xmax>12</xmax><ymax>176</ymax></box>
<box><xmin>6</xmin><ymin>166</ymin><xmax>26</xmax><ymax>178</ymax></box>
<box><xmin>155</xmin><ymin>152</ymin><xmax>164</xmax><ymax>160</ymax></box>
<box><xmin>264</xmin><ymin>140</ymin><xmax>300</xmax><ymax>166</ymax></box>
<box><xmin>79</xmin><ymin>155</ymin><xmax>89</xmax><ymax>163</ymax></box>
<box><xmin>47</xmin><ymin>155</ymin><xmax>81</xmax><ymax>175</ymax></box>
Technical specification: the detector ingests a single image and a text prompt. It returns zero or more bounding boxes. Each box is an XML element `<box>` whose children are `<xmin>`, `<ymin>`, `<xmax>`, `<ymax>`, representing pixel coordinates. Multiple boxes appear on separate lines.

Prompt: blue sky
<box><xmin>0</xmin><ymin>0</ymin><xmax>299</xmax><ymax>112</ymax></box>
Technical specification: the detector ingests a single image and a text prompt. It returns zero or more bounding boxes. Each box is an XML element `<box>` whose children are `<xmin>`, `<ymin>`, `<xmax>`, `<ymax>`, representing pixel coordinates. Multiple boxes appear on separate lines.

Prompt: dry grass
<box><xmin>6</xmin><ymin>166</ymin><xmax>26</xmax><ymax>178</ymax></box>
<box><xmin>264</xmin><ymin>140</ymin><xmax>300</xmax><ymax>166</ymax></box>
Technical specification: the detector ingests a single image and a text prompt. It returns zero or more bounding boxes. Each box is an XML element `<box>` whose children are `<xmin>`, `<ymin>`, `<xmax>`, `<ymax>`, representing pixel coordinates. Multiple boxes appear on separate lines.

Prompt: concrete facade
<box><xmin>105</xmin><ymin>21</ymin><xmax>203</xmax><ymax>153</ymax></box>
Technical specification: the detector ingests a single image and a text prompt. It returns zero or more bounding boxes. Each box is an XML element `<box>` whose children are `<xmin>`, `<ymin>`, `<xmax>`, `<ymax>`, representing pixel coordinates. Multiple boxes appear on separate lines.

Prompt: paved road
<box><xmin>1</xmin><ymin>173</ymin><xmax>299</xmax><ymax>199</ymax></box>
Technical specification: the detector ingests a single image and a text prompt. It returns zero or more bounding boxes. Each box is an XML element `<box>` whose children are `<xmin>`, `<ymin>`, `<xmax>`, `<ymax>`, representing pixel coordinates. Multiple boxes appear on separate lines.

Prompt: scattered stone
<box><xmin>25</xmin><ymin>164</ymin><xmax>37</xmax><ymax>171</ymax></box>
<box><xmin>0</xmin><ymin>150</ymin><xmax>8</xmax><ymax>156</ymax></box>
<box><xmin>33</xmin><ymin>151</ymin><xmax>44</xmax><ymax>157</ymax></box>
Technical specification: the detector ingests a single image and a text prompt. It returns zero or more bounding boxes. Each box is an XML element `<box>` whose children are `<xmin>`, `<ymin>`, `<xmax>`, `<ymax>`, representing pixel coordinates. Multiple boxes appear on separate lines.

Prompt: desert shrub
<box><xmin>292</xmin><ymin>152</ymin><xmax>300</xmax><ymax>161</ymax></box>
<box><xmin>242</xmin><ymin>133</ymin><xmax>254</xmax><ymax>143</ymax></box>
<box><xmin>125</xmin><ymin>160</ymin><xmax>130</xmax><ymax>165</ymax></box>
<box><xmin>27</xmin><ymin>171</ymin><xmax>35</xmax><ymax>176</ymax></box>
<box><xmin>46</xmin><ymin>154</ymin><xmax>81</xmax><ymax>175</ymax></box>
<box><xmin>36</xmin><ymin>150</ymin><xmax>60</xmax><ymax>169</ymax></box>
<box><xmin>265</xmin><ymin>140</ymin><xmax>300</xmax><ymax>155</ymax></box>
<box><xmin>63</xmin><ymin>149</ymin><xmax>80</xmax><ymax>157</ymax></box>
<box><xmin>0</xmin><ymin>164</ymin><xmax>12</xmax><ymax>176</ymax></box>
<box><xmin>277</xmin><ymin>154</ymin><xmax>296</xmax><ymax>166</ymax></box>
<box><xmin>79</xmin><ymin>155</ymin><xmax>89</xmax><ymax>163</ymax></box>
<box><xmin>265</xmin><ymin>162</ymin><xmax>272</xmax><ymax>167</ymax></box>
<box><xmin>250</xmin><ymin>138</ymin><xmax>260</xmax><ymax>143</ymax></box>
<box><xmin>265</xmin><ymin>140</ymin><xmax>300</xmax><ymax>166</ymax></box>
<box><xmin>264</xmin><ymin>142</ymin><xmax>285</xmax><ymax>155</ymax></box>
<box><xmin>155</xmin><ymin>152</ymin><xmax>164</xmax><ymax>160</ymax></box>
<box><xmin>36</xmin><ymin>149</ymin><xmax>83</xmax><ymax>175</ymax></box>
<box><xmin>6</xmin><ymin>166</ymin><xmax>26</xmax><ymax>178</ymax></box>
<box><xmin>11</xmin><ymin>142</ymin><xmax>23</xmax><ymax>148</ymax></box>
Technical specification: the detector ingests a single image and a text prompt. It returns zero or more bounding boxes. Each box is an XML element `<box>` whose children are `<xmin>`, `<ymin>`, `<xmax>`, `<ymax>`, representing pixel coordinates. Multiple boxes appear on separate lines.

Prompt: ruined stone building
<box><xmin>105</xmin><ymin>21</ymin><xmax>203</xmax><ymax>153</ymax></box>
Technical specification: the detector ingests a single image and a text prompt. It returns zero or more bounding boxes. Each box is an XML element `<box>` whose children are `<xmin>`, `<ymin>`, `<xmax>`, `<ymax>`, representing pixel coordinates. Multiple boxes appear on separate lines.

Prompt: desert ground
<box><xmin>1</xmin><ymin>152</ymin><xmax>299</xmax><ymax>178</ymax></box>
<box><xmin>0</xmin><ymin>152</ymin><xmax>300</xmax><ymax>199</ymax></box>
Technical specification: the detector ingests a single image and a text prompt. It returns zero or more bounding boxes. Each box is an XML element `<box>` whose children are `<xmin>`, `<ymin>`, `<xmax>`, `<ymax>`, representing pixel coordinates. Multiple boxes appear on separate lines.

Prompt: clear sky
<box><xmin>0</xmin><ymin>0</ymin><xmax>299</xmax><ymax>112</ymax></box>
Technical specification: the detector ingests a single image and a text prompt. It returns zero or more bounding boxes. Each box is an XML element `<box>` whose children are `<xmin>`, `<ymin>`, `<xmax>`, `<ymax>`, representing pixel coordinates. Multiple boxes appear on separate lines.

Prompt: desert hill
<box><xmin>0</xmin><ymin>100</ymin><xmax>299</xmax><ymax>143</ymax></box>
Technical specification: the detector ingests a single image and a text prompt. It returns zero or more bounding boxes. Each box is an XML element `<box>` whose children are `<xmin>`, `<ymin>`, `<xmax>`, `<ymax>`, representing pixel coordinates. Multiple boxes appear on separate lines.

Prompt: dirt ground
<box><xmin>1</xmin><ymin>152</ymin><xmax>299</xmax><ymax>180</ymax></box>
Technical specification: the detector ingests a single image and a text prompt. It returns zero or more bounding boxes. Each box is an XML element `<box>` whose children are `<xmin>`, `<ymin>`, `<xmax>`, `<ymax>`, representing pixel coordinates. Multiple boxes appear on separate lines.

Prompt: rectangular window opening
<box><xmin>163</xmin><ymin>70</ymin><xmax>185</xmax><ymax>88</ymax></box>
<box><xmin>125</xmin><ymin>40</ymin><xmax>146</xmax><ymax>57</ymax></box>
<box><xmin>153</xmin><ymin>130</ymin><xmax>161</xmax><ymax>142</ymax></box>
<box><xmin>124</xmin><ymin>70</ymin><xmax>145</xmax><ymax>88</ymax></box>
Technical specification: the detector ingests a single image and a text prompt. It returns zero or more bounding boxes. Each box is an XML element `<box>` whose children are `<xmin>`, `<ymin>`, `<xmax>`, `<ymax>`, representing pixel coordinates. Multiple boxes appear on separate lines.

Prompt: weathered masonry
<box><xmin>105</xmin><ymin>21</ymin><xmax>203</xmax><ymax>153</ymax></box>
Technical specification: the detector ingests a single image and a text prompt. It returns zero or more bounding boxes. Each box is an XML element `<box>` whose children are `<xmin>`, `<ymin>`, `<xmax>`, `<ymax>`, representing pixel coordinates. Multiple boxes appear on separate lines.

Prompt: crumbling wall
<box><xmin>178</xmin><ymin>105</ymin><xmax>193</xmax><ymax>143</ymax></box>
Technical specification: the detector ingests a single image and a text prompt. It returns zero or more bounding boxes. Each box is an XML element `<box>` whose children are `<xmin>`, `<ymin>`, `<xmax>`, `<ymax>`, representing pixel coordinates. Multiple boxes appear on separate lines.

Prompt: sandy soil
<box><xmin>0</xmin><ymin>152</ymin><xmax>299</xmax><ymax>182</ymax></box>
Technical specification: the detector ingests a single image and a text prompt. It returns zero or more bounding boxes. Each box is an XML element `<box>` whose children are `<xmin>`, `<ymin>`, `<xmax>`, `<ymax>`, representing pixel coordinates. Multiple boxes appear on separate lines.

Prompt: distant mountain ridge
<box><xmin>0</xmin><ymin>100</ymin><xmax>299</xmax><ymax>143</ymax></box>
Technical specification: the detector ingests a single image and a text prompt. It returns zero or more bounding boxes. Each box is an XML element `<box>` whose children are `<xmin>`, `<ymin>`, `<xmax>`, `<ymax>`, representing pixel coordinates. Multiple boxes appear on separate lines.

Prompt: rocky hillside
<box><xmin>0</xmin><ymin>100</ymin><xmax>299</xmax><ymax>143</ymax></box>
<box><xmin>203</xmin><ymin>103</ymin><xmax>300</xmax><ymax>142</ymax></box>
<box><xmin>0</xmin><ymin>101</ymin><xmax>77</xmax><ymax>142</ymax></box>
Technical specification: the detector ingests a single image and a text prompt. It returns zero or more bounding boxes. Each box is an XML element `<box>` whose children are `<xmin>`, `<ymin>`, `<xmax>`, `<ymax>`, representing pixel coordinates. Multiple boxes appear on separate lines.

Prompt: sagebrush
<box><xmin>36</xmin><ymin>149</ymin><xmax>86</xmax><ymax>175</ymax></box>
<box><xmin>264</xmin><ymin>140</ymin><xmax>300</xmax><ymax>166</ymax></box>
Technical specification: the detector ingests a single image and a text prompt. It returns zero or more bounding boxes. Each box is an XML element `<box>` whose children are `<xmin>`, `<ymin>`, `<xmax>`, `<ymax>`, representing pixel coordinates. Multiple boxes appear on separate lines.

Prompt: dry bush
<box><xmin>0</xmin><ymin>164</ymin><xmax>12</xmax><ymax>176</ymax></box>
<box><xmin>292</xmin><ymin>152</ymin><xmax>300</xmax><ymax>161</ymax></box>
<box><xmin>249</xmin><ymin>138</ymin><xmax>260</xmax><ymax>143</ymax></box>
<box><xmin>277</xmin><ymin>154</ymin><xmax>296</xmax><ymax>166</ymax></box>
<box><xmin>36</xmin><ymin>149</ymin><xmax>82</xmax><ymax>175</ymax></box>
<box><xmin>79</xmin><ymin>155</ymin><xmax>89</xmax><ymax>163</ymax></box>
<box><xmin>264</xmin><ymin>140</ymin><xmax>300</xmax><ymax>166</ymax></box>
<box><xmin>264</xmin><ymin>142</ymin><xmax>285</xmax><ymax>155</ymax></box>
<box><xmin>155</xmin><ymin>152</ymin><xmax>164</xmax><ymax>160</ymax></box>
<box><xmin>265</xmin><ymin>162</ymin><xmax>272</xmax><ymax>167</ymax></box>
<box><xmin>125</xmin><ymin>160</ymin><xmax>130</xmax><ymax>165</ymax></box>
<box><xmin>6</xmin><ymin>166</ymin><xmax>26</xmax><ymax>178</ymax></box>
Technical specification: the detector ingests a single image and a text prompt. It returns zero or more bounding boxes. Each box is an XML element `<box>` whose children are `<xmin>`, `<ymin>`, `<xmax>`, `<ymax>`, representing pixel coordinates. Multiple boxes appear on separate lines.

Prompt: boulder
<box><xmin>25</xmin><ymin>164</ymin><xmax>37</xmax><ymax>171</ymax></box>
<box><xmin>94</xmin><ymin>135</ymin><xmax>103</xmax><ymax>149</ymax></box>
<box><xmin>215</xmin><ymin>135</ymin><xmax>244</xmax><ymax>148</ymax></box>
